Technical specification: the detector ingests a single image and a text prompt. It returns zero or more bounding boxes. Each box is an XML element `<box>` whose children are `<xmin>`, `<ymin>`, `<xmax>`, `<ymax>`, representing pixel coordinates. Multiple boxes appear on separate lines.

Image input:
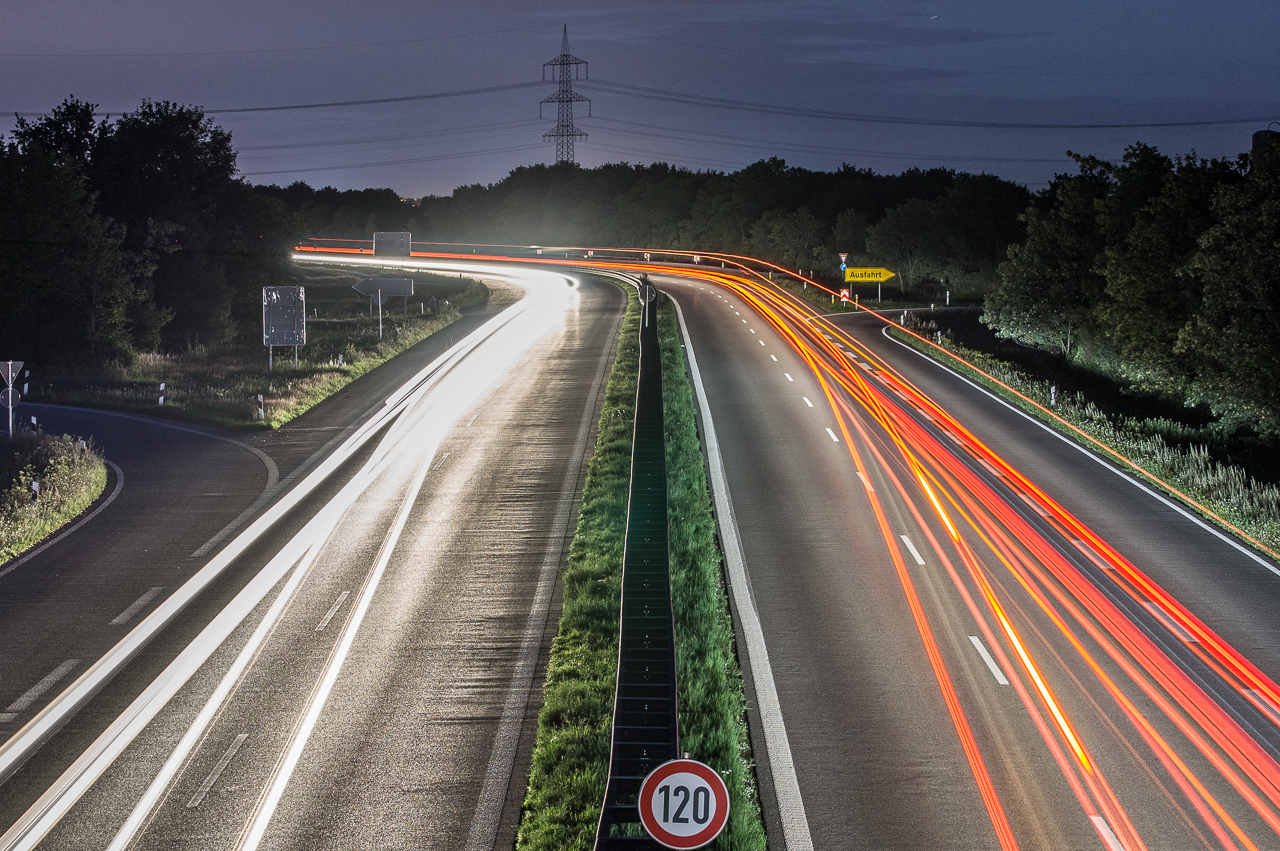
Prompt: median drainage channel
<box><xmin>516</xmin><ymin>282</ymin><xmax>765</xmax><ymax>851</ymax></box>
<box><xmin>594</xmin><ymin>290</ymin><xmax>679</xmax><ymax>849</ymax></box>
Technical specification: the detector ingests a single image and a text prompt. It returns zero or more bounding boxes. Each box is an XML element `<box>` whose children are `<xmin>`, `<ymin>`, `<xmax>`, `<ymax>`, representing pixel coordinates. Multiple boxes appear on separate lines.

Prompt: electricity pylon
<box><xmin>541</xmin><ymin>25</ymin><xmax>589</xmax><ymax>165</ymax></box>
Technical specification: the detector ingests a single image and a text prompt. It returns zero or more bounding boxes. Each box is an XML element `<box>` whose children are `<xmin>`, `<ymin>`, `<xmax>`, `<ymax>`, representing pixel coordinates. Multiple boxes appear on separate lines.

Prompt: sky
<box><xmin>3</xmin><ymin>1</ymin><xmax>1279</xmax><ymax>197</ymax></box>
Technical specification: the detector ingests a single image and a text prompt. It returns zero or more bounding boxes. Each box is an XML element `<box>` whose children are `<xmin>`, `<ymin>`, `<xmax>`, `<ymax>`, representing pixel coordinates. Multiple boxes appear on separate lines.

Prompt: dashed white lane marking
<box><xmin>742</xmin><ymin>319</ymin><xmax>747</xmax><ymax>323</ymax></box>
<box><xmin>110</xmin><ymin>588</ymin><xmax>164</xmax><ymax>626</ymax></box>
<box><xmin>431</xmin><ymin>451</ymin><xmax>451</xmax><ymax>471</ymax></box>
<box><xmin>826</xmin><ymin>428</ymin><xmax>839</xmax><ymax>442</ymax></box>
<box><xmin>0</xmin><ymin>660</ymin><xmax>80</xmax><ymax>723</ymax></box>
<box><xmin>186</xmin><ymin>733</ymin><xmax>247</xmax><ymax>809</ymax></box>
<box><xmin>315</xmin><ymin>591</ymin><xmax>350</xmax><ymax>632</ymax></box>
<box><xmin>784</xmin><ymin>373</ymin><xmax>794</xmax><ymax>382</ymax></box>
<box><xmin>899</xmin><ymin>535</ymin><xmax>926</xmax><ymax>566</ymax></box>
<box><xmin>802</xmin><ymin>397</ymin><xmax>814</xmax><ymax>407</ymax></box>
<box><xmin>1142</xmin><ymin>602</ymin><xmax>1198</xmax><ymax>643</ymax></box>
<box><xmin>857</xmin><ymin>472</ymin><xmax>875</xmax><ymax>492</ymax></box>
<box><xmin>969</xmin><ymin>636</ymin><xmax>1010</xmax><ymax>685</ymax></box>
<box><xmin>1090</xmin><ymin>815</ymin><xmax>1126</xmax><ymax>851</ymax></box>
<box><xmin>466</xmin><ymin>414</ymin><xmax>478</xmax><ymax>427</ymax></box>
<box><xmin>750</xmin><ymin>328</ymin><xmax>756</xmax><ymax>334</ymax></box>
<box><xmin>1246</xmin><ymin>689</ymin><xmax>1280</xmax><ymax>726</ymax></box>
<box><xmin>758</xmin><ymin>340</ymin><xmax>766</xmax><ymax>346</ymax></box>
<box><xmin>770</xmin><ymin>355</ymin><xmax>778</xmax><ymax>361</ymax></box>
<box><xmin>1018</xmin><ymin>492</ymin><xmax>1050</xmax><ymax>517</ymax></box>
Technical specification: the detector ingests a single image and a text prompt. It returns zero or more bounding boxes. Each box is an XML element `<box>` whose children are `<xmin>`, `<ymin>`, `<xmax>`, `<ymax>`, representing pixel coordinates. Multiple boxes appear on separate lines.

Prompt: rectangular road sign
<box><xmin>1</xmin><ymin>361</ymin><xmax>22</xmax><ymax>386</ymax></box>
<box><xmin>845</xmin><ymin>267</ymin><xmax>895</xmax><ymax>283</ymax></box>
<box><xmin>373</xmin><ymin>232</ymin><xmax>411</xmax><ymax>257</ymax></box>
<box><xmin>263</xmin><ymin>286</ymin><xmax>306</xmax><ymax>346</ymax></box>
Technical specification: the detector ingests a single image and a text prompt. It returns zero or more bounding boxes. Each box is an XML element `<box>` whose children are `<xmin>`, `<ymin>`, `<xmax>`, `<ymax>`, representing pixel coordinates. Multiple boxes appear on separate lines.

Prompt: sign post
<box><xmin>637</xmin><ymin>759</ymin><xmax>729</xmax><ymax>849</ymax></box>
<box><xmin>1</xmin><ymin>361</ymin><xmax>22</xmax><ymax>439</ymax></box>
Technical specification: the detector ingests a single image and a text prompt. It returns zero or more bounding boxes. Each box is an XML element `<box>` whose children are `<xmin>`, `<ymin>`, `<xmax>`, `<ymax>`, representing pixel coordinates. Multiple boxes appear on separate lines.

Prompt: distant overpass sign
<box><xmin>373</xmin><ymin>232</ymin><xmax>411</xmax><ymax>257</ymax></box>
<box><xmin>845</xmin><ymin>267</ymin><xmax>895</xmax><ymax>283</ymax></box>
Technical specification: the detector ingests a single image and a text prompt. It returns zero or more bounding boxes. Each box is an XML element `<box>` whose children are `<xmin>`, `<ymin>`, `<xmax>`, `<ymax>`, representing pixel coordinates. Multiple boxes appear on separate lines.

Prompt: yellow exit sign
<box><xmin>845</xmin><ymin>267</ymin><xmax>895</xmax><ymax>283</ymax></box>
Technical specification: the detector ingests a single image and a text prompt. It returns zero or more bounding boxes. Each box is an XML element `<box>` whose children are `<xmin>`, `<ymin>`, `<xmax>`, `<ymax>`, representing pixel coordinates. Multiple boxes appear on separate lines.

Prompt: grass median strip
<box><xmin>518</xmin><ymin>288</ymin><xmax>765</xmax><ymax>850</ymax></box>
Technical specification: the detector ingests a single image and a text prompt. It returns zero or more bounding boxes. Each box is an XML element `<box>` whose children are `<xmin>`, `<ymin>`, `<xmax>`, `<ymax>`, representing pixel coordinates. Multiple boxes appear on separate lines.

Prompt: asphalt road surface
<box><xmin>656</xmin><ymin>269</ymin><xmax>1280</xmax><ymax>851</ymax></box>
<box><xmin>0</xmin><ymin>267</ymin><xmax>625</xmax><ymax>850</ymax></box>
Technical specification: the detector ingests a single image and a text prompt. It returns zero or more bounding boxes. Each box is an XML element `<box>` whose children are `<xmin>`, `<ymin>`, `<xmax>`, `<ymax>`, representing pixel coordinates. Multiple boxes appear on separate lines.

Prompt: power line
<box><xmin>588</xmin><ymin>116</ymin><xmax>1071</xmax><ymax>164</ymax></box>
<box><xmin>238</xmin><ymin>120</ymin><xmax>543</xmax><ymax>156</ymax></box>
<box><xmin>7</xmin><ymin>81</ymin><xmax>544</xmax><ymax>118</ymax></box>
<box><xmin>0</xmin><ymin>24</ymin><xmax>552</xmax><ymax>58</ymax></box>
<box><xmin>240</xmin><ymin>142</ymin><xmax>546</xmax><ymax>177</ymax></box>
<box><xmin>579</xmin><ymin>78</ymin><xmax>1280</xmax><ymax>130</ymax></box>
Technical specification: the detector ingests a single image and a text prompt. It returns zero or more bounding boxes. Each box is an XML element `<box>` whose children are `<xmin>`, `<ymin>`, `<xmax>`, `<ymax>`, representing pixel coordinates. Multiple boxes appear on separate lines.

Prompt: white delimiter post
<box><xmin>378</xmin><ymin>290</ymin><xmax>383</xmax><ymax>339</ymax></box>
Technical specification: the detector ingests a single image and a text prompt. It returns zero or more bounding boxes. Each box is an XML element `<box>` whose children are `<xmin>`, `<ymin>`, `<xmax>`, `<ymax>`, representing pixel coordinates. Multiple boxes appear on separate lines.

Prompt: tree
<box><xmin>0</xmin><ymin>142</ymin><xmax>149</xmax><ymax>365</ymax></box>
<box><xmin>750</xmin><ymin>207</ymin><xmax>825</xmax><ymax>270</ymax></box>
<box><xmin>985</xmin><ymin>163</ymin><xmax>1111</xmax><ymax>357</ymax></box>
<box><xmin>1178</xmin><ymin>144</ymin><xmax>1280</xmax><ymax>433</ymax></box>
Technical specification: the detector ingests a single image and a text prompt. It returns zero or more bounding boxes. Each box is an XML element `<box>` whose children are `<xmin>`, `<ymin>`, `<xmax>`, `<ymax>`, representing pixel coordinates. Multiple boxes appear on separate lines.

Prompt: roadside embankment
<box><xmin>0</xmin><ymin>431</ymin><xmax>107</xmax><ymax>564</ymax></box>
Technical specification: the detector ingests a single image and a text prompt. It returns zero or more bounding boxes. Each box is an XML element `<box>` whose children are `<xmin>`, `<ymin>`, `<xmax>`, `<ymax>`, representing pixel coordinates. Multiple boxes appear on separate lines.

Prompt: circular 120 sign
<box><xmin>637</xmin><ymin>758</ymin><xmax>730</xmax><ymax>849</ymax></box>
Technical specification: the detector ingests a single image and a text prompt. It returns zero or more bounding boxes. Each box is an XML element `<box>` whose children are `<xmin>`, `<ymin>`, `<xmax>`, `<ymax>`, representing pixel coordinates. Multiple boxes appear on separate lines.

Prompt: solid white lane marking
<box><xmin>314</xmin><ymin>591</ymin><xmax>350</xmax><ymax>632</ymax></box>
<box><xmin>186</xmin><ymin>733</ymin><xmax>247</xmax><ymax>809</ymax></box>
<box><xmin>110</xmin><ymin>588</ymin><xmax>164</xmax><ymax>626</ymax></box>
<box><xmin>802</xmin><ymin>397</ymin><xmax>814</xmax><ymax>408</ymax></box>
<box><xmin>770</xmin><ymin>355</ymin><xmax>778</xmax><ymax>361</ymax></box>
<box><xmin>969</xmin><ymin>636</ymin><xmax>1010</xmax><ymax>685</ymax></box>
<box><xmin>857</xmin><ymin>472</ymin><xmax>875</xmax><ymax>492</ymax></box>
<box><xmin>826</xmin><ymin>428</ymin><xmax>839</xmax><ymax>442</ymax></box>
<box><xmin>0</xmin><ymin>661</ymin><xmax>79</xmax><ymax>723</ymax></box>
<box><xmin>670</xmin><ymin>296</ymin><xmax>814</xmax><ymax>850</ymax></box>
<box><xmin>1090</xmin><ymin>816</ymin><xmax>1126</xmax><ymax>851</ymax></box>
<box><xmin>1142</xmin><ymin>602</ymin><xmax>1198</xmax><ymax>643</ymax></box>
<box><xmin>899</xmin><ymin>535</ymin><xmax>926</xmax><ymax>566</ymax></box>
<box><xmin>784</xmin><ymin>373</ymin><xmax>794</xmax><ymax>382</ymax></box>
<box><xmin>0</xmin><ymin>460</ymin><xmax>124</xmax><ymax>581</ymax></box>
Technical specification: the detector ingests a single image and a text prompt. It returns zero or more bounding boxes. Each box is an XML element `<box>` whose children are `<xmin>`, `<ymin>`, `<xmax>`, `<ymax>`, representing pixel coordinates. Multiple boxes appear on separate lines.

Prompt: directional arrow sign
<box><xmin>845</xmin><ymin>267</ymin><xmax>895</xmax><ymax>283</ymax></box>
<box><xmin>1</xmin><ymin>361</ymin><xmax>22</xmax><ymax>387</ymax></box>
<box><xmin>352</xmin><ymin>278</ymin><xmax>413</xmax><ymax>306</ymax></box>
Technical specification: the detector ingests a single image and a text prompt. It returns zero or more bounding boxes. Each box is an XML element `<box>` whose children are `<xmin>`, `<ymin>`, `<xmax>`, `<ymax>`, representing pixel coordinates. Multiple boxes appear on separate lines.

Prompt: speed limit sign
<box><xmin>637</xmin><ymin>758</ymin><xmax>729</xmax><ymax>849</ymax></box>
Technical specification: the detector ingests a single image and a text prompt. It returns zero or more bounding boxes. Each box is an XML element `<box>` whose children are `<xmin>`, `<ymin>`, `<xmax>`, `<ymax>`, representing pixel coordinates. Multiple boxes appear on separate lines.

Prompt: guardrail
<box><xmin>594</xmin><ymin>291</ymin><xmax>679</xmax><ymax>850</ymax></box>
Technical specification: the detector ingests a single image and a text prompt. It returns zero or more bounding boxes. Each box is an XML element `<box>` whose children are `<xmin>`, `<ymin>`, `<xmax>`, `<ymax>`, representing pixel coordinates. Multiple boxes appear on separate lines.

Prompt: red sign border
<box><xmin>637</xmin><ymin>758</ymin><xmax>730</xmax><ymax>849</ymax></box>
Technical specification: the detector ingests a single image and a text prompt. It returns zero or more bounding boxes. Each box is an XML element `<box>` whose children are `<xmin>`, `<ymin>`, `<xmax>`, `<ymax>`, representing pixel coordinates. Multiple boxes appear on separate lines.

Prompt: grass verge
<box><xmin>31</xmin><ymin>269</ymin><xmax>487</xmax><ymax>430</ymax></box>
<box><xmin>517</xmin><ymin>290</ymin><xmax>766</xmax><ymax>850</ymax></box>
<box><xmin>888</xmin><ymin>324</ymin><xmax>1280</xmax><ymax>553</ymax></box>
<box><xmin>0</xmin><ymin>431</ymin><xmax>106</xmax><ymax>563</ymax></box>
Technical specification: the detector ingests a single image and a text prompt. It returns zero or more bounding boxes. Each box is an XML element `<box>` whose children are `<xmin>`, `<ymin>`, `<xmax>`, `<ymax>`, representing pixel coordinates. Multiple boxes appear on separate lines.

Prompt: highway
<box><xmin>651</xmin><ymin>266</ymin><xmax>1280</xmax><ymax>851</ymax></box>
<box><xmin>8</xmin><ymin>241</ymin><xmax>1280</xmax><ymax>851</ymax></box>
<box><xmin>0</xmin><ymin>262</ymin><xmax>624</xmax><ymax>850</ymax></box>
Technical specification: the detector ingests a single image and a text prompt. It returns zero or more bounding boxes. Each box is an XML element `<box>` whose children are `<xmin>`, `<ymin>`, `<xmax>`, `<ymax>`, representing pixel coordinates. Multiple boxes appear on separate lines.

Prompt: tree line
<box><xmin>263</xmin><ymin>159</ymin><xmax>1031</xmax><ymax>295</ymax></box>
<box><xmin>0</xmin><ymin>98</ymin><xmax>295</xmax><ymax>368</ymax></box>
<box><xmin>986</xmin><ymin>137</ymin><xmax>1280</xmax><ymax>435</ymax></box>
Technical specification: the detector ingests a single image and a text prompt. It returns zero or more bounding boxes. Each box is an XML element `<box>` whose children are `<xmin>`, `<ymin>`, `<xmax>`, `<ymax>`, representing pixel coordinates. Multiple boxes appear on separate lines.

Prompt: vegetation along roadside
<box><xmin>0</xmin><ymin>431</ymin><xmax>107</xmax><ymax>564</ymax></box>
<box><xmin>517</xmin><ymin>287</ymin><xmax>766</xmax><ymax>850</ymax></box>
<box><xmin>889</xmin><ymin>322</ymin><xmax>1280</xmax><ymax>555</ymax></box>
<box><xmin>28</xmin><ymin>267</ymin><xmax>488</xmax><ymax>430</ymax></box>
